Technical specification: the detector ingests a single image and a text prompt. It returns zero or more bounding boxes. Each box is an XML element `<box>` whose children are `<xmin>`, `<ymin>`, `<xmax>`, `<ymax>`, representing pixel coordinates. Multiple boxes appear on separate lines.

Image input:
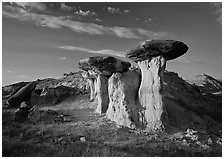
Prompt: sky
<box><xmin>2</xmin><ymin>2</ymin><xmax>222</xmax><ymax>86</ymax></box>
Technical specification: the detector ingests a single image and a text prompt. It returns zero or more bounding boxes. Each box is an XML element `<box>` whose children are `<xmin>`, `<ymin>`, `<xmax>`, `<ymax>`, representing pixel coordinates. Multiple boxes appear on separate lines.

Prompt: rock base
<box><xmin>107</xmin><ymin>70</ymin><xmax>141</xmax><ymax>129</ymax></box>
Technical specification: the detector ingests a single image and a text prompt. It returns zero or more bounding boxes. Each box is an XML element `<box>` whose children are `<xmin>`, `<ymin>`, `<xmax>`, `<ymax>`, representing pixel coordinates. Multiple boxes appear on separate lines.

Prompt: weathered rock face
<box><xmin>7</xmin><ymin>82</ymin><xmax>37</xmax><ymax>107</ymax></box>
<box><xmin>125</xmin><ymin>39</ymin><xmax>188</xmax><ymax>132</ymax></box>
<box><xmin>138</xmin><ymin>56</ymin><xmax>167</xmax><ymax>131</ymax></box>
<box><xmin>95</xmin><ymin>74</ymin><xmax>109</xmax><ymax>114</ymax></box>
<box><xmin>78</xmin><ymin>56</ymin><xmax>131</xmax><ymax>76</ymax></box>
<box><xmin>107</xmin><ymin>70</ymin><xmax>141</xmax><ymax>129</ymax></box>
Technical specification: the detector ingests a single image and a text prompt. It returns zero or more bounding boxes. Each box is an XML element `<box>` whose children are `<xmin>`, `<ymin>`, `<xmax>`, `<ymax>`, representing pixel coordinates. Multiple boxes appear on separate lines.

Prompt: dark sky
<box><xmin>2</xmin><ymin>2</ymin><xmax>222</xmax><ymax>86</ymax></box>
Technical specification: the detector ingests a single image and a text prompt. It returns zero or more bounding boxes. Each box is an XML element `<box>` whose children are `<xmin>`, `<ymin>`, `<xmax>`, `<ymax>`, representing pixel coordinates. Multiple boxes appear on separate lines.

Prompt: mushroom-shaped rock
<box><xmin>107</xmin><ymin>70</ymin><xmax>141</xmax><ymax>129</ymax></box>
<box><xmin>78</xmin><ymin>56</ymin><xmax>131</xmax><ymax>76</ymax></box>
<box><xmin>126</xmin><ymin>40</ymin><xmax>188</xmax><ymax>132</ymax></box>
<box><xmin>78</xmin><ymin>56</ymin><xmax>131</xmax><ymax>114</ymax></box>
<box><xmin>7</xmin><ymin>82</ymin><xmax>37</xmax><ymax>108</ymax></box>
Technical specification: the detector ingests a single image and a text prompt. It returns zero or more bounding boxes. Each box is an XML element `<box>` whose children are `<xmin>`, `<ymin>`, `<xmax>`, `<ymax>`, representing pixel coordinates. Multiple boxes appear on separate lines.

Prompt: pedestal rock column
<box><xmin>138</xmin><ymin>56</ymin><xmax>167</xmax><ymax>131</ymax></box>
<box><xmin>107</xmin><ymin>70</ymin><xmax>141</xmax><ymax>129</ymax></box>
<box><xmin>96</xmin><ymin>74</ymin><xmax>109</xmax><ymax>114</ymax></box>
<box><xmin>125</xmin><ymin>40</ymin><xmax>189</xmax><ymax>132</ymax></box>
<box><xmin>88</xmin><ymin>78</ymin><xmax>96</xmax><ymax>102</ymax></box>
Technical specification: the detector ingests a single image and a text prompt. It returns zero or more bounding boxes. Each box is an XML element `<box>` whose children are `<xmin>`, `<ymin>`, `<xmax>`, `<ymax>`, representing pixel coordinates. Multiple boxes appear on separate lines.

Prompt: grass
<box><xmin>2</xmin><ymin>95</ymin><xmax>222</xmax><ymax>157</ymax></box>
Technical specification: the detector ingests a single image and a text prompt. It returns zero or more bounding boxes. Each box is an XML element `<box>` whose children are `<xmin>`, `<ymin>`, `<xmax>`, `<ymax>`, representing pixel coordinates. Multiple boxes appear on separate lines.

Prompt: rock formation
<box><xmin>78</xmin><ymin>56</ymin><xmax>131</xmax><ymax>114</ymax></box>
<box><xmin>7</xmin><ymin>81</ymin><xmax>37</xmax><ymax>107</ymax></box>
<box><xmin>107</xmin><ymin>70</ymin><xmax>141</xmax><ymax>128</ymax></box>
<box><xmin>81</xmin><ymin>71</ymin><xmax>97</xmax><ymax>102</ymax></box>
<box><xmin>40</xmin><ymin>85</ymin><xmax>73</xmax><ymax>105</ymax></box>
<box><xmin>95</xmin><ymin>74</ymin><xmax>109</xmax><ymax>114</ymax></box>
<box><xmin>126</xmin><ymin>40</ymin><xmax>188</xmax><ymax>131</ymax></box>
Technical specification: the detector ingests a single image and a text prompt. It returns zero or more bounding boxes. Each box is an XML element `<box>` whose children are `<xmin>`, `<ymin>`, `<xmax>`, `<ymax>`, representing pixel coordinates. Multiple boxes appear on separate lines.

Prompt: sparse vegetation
<box><xmin>2</xmin><ymin>94</ymin><xmax>222</xmax><ymax>157</ymax></box>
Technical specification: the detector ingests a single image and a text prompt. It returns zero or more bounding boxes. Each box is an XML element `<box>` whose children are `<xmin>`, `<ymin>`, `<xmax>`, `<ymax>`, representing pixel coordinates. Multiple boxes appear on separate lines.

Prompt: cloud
<box><xmin>59</xmin><ymin>57</ymin><xmax>66</xmax><ymax>60</ymax></box>
<box><xmin>95</xmin><ymin>18</ymin><xmax>103</xmax><ymax>22</ymax></box>
<box><xmin>174</xmin><ymin>56</ymin><xmax>207</xmax><ymax>64</ymax></box>
<box><xmin>60</xmin><ymin>3</ymin><xmax>75</xmax><ymax>12</ymax></box>
<box><xmin>211</xmin><ymin>2</ymin><xmax>222</xmax><ymax>25</ymax></box>
<box><xmin>57</xmin><ymin>45</ymin><xmax>124</xmax><ymax>57</ymax></box>
<box><xmin>13</xmin><ymin>2</ymin><xmax>47</xmax><ymax>11</ymax></box>
<box><xmin>144</xmin><ymin>18</ymin><xmax>152</xmax><ymax>23</ymax></box>
<box><xmin>15</xmin><ymin>75</ymin><xmax>27</xmax><ymax>78</ymax></box>
<box><xmin>2</xmin><ymin>4</ymin><xmax>175</xmax><ymax>39</ymax></box>
<box><xmin>124</xmin><ymin>9</ymin><xmax>130</xmax><ymax>14</ymax></box>
<box><xmin>7</xmin><ymin>70</ymin><xmax>16</xmax><ymax>74</ymax></box>
<box><xmin>136</xmin><ymin>28</ymin><xmax>176</xmax><ymax>39</ymax></box>
<box><xmin>107</xmin><ymin>7</ymin><xmax>130</xmax><ymax>15</ymax></box>
<box><xmin>107</xmin><ymin>6</ymin><xmax>120</xmax><ymax>14</ymax></box>
<box><xmin>74</xmin><ymin>10</ymin><xmax>97</xmax><ymax>16</ymax></box>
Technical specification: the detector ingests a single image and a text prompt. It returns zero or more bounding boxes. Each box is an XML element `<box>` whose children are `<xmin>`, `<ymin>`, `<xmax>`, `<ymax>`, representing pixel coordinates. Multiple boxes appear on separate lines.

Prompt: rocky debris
<box><xmin>29</xmin><ymin>109</ymin><xmax>72</xmax><ymax>124</ymax></box>
<box><xmin>216</xmin><ymin>138</ymin><xmax>222</xmax><ymax>145</ymax></box>
<box><xmin>106</xmin><ymin>70</ymin><xmax>141</xmax><ymax>129</ymax></box>
<box><xmin>7</xmin><ymin>81</ymin><xmax>37</xmax><ymax>108</ymax></box>
<box><xmin>125</xmin><ymin>40</ymin><xmax>188</xmax><ymax>132</ymax></box>
<box><xmin>185</xmin><ymin>129</ymin><xmax>198</xmax><ymax>141</ymax></box>
<box><xmin>78</xmin><ymin>56</ymin><xmax>131</xmax><ymax>114</ymax></box>
<box><xmin>78</xmin><ymin>56</ymin><xmax>131</xmax><ymax>76</ymax></box>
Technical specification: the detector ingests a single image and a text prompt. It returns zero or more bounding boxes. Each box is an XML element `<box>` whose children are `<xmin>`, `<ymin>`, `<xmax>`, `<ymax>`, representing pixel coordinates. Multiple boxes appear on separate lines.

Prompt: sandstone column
<box><xmin>126</xmin><ymin>40</ymin><xmax>188</xmax><ymax>131</ymax></box>
<box><xmin>138</xmin><ymin>56</ymin><xmax>166</xmax><ymax>131</ymax></box>
<box><xmin>81</xmin><ymin>72</ymin><xmax>97</xmax><ymax>101</ymax></box>
<box><xmin>96</xmin><ymin>74</ymin><xmax>109</xmax><ymax>114</ymax></box>
<box><xmin>106</xmin><ymin>70</ymin><xmax>141</xmax><ymax>129</ymax></box>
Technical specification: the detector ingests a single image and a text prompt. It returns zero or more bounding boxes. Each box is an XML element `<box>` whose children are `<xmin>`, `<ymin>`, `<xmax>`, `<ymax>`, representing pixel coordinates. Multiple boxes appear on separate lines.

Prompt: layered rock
<box><xmin>107</xmin><ymin>70</ymin><xmax>141</xmax><ymax>128</ymax></box>
<box><xmin>7</xmin><ymin>81</ymin><xmax>37</xmax><ymax>107</ymax></box>
<box><xmin>78</xmin><ymin>56</ymin><xmax>131</xmax><ymax>114</ymax></box>
<box><xmin>126</xmin><ymin>40</ymin><xmax>188</xmax><ymax>131</ymax></box>
<box><xmin>40</xmin><ymin>85</ymin><xmax>73</xmax><ymax>105</ymax></box>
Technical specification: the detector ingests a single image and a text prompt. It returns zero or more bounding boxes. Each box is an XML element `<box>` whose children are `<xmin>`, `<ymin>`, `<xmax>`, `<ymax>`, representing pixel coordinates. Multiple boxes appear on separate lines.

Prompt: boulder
<box><xmin>14</xmin><ymin>101</ymin><xmax>33</xmax><ymax>122</ymax></box>
<box><xmin>106</xmin><ymin>70</ymin><xmax>141</xmax><ymax>129</ymax></box>
<box><xmin>126</xmin><ymin>40</ymin><xmax>188</xmax><ymax>132</ymax></box>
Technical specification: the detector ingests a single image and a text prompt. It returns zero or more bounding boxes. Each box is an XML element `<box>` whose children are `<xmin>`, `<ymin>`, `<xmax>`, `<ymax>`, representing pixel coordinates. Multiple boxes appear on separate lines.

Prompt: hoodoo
<box><xmin>126</xmin><ymin>40</ymin><xmax>188</xmax><ymax>131</ymax></box>
<box><xmin>78</xmin><ymin>56</ymin><xmax>131</xmax><ymax>114</ymax></box>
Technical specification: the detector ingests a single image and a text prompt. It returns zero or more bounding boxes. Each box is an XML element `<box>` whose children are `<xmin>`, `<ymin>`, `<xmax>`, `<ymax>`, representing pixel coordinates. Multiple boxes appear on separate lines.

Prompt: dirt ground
<box><xmin>2</xmin><ymin>94</ymin><xmax>222</xmax><ymax>157</ymax></box>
